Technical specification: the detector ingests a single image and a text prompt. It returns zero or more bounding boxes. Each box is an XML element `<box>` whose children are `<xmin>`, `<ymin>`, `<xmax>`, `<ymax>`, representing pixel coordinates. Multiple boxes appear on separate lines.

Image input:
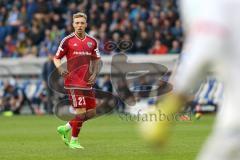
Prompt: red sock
<box><xmin>69</xmin><ymin>116</ymin><xmax>84</xmax><ymax>137</ymax></box>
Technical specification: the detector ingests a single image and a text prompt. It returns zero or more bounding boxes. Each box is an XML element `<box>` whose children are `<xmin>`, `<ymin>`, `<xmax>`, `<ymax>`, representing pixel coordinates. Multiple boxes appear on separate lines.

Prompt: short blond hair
<box><xmin>73</xmin><ymin>12</ymin><xmax>87</xmax><ymax>20</ymax></box>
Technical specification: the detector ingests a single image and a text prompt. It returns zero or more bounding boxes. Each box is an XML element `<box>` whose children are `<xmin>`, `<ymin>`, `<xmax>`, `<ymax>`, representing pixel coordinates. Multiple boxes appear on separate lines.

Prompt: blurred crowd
<box><xmin>0</xmin><ymin>0</ymin><xmax>183</xmax><ymax>58</ymax></box>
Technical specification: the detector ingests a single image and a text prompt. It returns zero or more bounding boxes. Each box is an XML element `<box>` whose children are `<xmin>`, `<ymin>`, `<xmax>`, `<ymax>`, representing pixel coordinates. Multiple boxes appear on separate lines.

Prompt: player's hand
<box><xmin>58</xmin><ymin>67</ymin><xmax>69</xmax><ymax>77</ymax></box>
<box><xmin>88</xmin><ymin>73</ymin><xmax>97</xmax><ymax>85</ymax></box>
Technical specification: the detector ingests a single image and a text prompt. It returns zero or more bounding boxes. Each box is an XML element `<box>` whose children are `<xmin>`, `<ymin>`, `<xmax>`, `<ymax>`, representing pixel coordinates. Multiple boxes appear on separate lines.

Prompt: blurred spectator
<box><xmin>42</xmin><ymin>53</ymin><xmax>56</xmax><ymax>114</ymax></box>
<box><xmin>0</xmin><ymin>7</ymin><xmax>8</xmax><ymax>23</ymax></box>
<box><xmin>136</xmin><ymin>31</ymin><xmax>151</xmax><ymax>53</ymax></box>
<box><xmin>0</xmin><ymin>21</ymin><xmax>8</xmax><ymax>44</ymax></box>
<box><xmin>19</xmin><ymin>6</ymin><xmax>27</xmax><ymax>24</ymax></box>
<box><xmin>27</xmin><ymin>25</ymin><xmax>43</xmax><ymax>45</ymax></box>
<box><xmin>149</xmin><ymin>40</ymin><xmax>168</xmax><ymax>55</ymax></box>
<box><xmin>26</xmin><ymin>0</ymin><xmax>37</xmax><ymax>21</ymax></box>
<box><xmin>17</xmin><ymin>26</ymin><xmax>27</xmax><ymax>41</ymax></box>
<box><xmin>6</xmin><ymin>5</ymin><xmax>22</xmax><ymax>27</ymax></box>
<box><xmin>4</xmin><ymin>35</ymin><xmax>17</xmax><ymax>57</ymax></box>
<box><xmin>169</xmin><ymin>40</ymin><xmax>181</xmax><ymax>54</ymax></box>
<box><xmin>24</xmin><ymin>38</ymin><xmax>38</xmax><ymax>57</ymax></box>
<box><xmin>1</xmin><ymin>79</ymin><xmax>24</xmax><ymax>115</ymax></box>
<box><xmin>22</xmin><ymin>79</ymin><xmax>45</xmax><ymax>115</ymax></box>
<box><xmin>171</xmin><ymin>19</ymin><xmax>183</xmax><ymax>39</ymax></box>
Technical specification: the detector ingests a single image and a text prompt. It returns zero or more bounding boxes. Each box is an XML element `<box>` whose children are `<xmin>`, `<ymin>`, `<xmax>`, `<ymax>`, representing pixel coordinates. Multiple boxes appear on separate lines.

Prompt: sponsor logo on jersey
<box><xmin>73</xmin><ymin>51</ymin><xmax>91</xmax><ymax>56</ymax></box>
<box><xmin>87</xmin><ymin>42</ymin><xmax>93</xmax><ymax>48</ymax></box>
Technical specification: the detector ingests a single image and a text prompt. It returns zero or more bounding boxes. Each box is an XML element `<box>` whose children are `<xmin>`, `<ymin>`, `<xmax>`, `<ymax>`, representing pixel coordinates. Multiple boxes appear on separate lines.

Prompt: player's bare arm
<box><xmin>53</xmin><ymin>58</ymin><xmax>69</xmax><ymax>77</ymax></box>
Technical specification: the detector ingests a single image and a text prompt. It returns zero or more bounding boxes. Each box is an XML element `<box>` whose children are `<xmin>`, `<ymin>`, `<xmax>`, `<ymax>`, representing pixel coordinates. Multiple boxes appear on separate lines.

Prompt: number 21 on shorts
<box><xmin>78</xmin><ymin>97</ymin><xmax>86</xmax><ymax>106</ymax></box>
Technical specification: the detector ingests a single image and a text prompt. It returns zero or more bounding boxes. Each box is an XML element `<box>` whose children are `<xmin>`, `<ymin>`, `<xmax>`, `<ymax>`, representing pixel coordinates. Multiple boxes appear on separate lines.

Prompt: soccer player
<box><xmin>53</xmin><ymin>12</ymin><xmax>101</xmax><ymax>149</ymax></box>
<box><xmin>139</xmin><ymin>0</ymin><xmax>240</xmax><ymax>159</ymax></box>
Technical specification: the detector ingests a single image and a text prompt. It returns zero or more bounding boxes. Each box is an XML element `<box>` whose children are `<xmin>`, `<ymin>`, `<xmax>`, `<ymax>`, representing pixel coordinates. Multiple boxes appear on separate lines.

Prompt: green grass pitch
<box><xmin>0</xmin><ymin>114</ymin><xmax>214</xmax><ymax>160</ymax></box>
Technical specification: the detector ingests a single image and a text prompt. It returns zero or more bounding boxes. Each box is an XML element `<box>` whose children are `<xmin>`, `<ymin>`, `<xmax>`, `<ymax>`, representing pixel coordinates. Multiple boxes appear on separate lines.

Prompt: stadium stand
<box><xmin>0</xmin><ymin>0</ymin><xmax>183</xmax><ymax>57</ymax></box>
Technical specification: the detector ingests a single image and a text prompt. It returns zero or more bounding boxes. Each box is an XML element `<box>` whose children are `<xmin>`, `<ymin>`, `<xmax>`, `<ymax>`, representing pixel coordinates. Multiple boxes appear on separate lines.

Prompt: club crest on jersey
<box><xmin>87</xmin><ymin>42</ymin><xmax>93</xmax><ymax>48</ymax></box>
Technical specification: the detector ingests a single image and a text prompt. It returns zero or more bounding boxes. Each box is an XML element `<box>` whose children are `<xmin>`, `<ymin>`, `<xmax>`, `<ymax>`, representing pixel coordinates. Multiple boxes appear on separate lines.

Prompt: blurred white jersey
<box><xmin>174</xmin><ymin>0</ymin><xmax>240</xmax><ymax>159</ymax></box>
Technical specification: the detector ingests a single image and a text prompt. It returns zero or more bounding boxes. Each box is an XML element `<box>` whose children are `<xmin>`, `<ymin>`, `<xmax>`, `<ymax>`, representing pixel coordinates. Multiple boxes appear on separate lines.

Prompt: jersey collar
<box><xmin>74</xmin><ymin>32</ymin><xmax>86</xmax><ymax>41</ymax></box>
